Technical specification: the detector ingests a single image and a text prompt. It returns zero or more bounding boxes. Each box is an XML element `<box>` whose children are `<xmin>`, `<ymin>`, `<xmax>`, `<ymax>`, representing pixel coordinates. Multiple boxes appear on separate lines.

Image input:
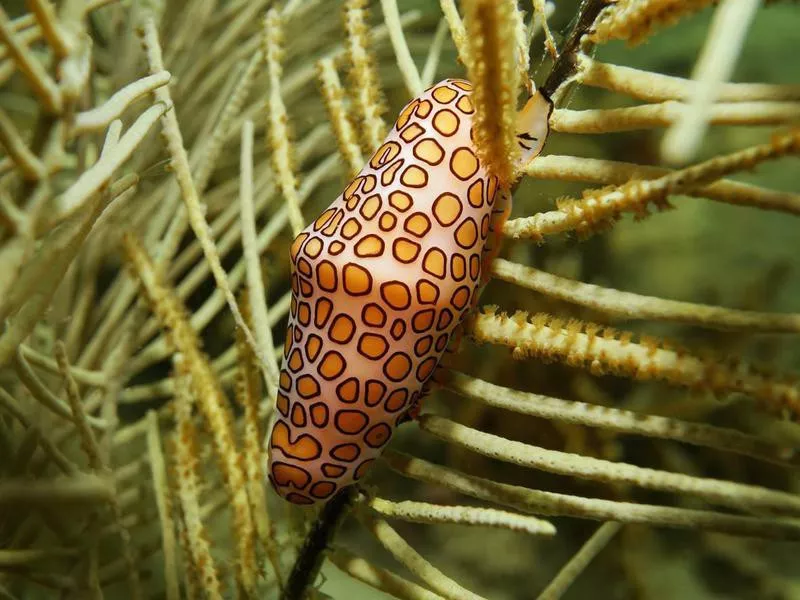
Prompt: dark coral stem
<box><xmin>281</xmin><ymin>486</ymin><xmax>358</xmax><ymax>600</ymax></box>
<box><xmin>542</xmin><ymin>0</ymin><xmax>614</xmax><ymax>100</ymax></box>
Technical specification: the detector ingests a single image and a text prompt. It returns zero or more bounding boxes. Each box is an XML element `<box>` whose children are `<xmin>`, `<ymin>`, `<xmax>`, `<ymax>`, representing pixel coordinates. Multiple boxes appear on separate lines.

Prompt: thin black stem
<box><xmin>281</xmin><ymin>486</ymin><xmax>358</xmax><ymax>600</ymax></box>
<box><xmin>541</xmin><ymin>0</ymin><xmax>614</xmax><ymax>101</ymax></box>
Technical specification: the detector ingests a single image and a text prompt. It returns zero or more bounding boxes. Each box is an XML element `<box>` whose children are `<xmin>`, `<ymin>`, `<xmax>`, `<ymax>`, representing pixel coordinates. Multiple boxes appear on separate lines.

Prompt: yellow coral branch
<box><xmin>0</xmin><ymin>103</ymin><xmax>164</xmax><ymax>368</ymax></box>
<box><xmin>239</xmin><ymin>119</ymin><xmax>280</xmax><ymax>396</ymax></box>
<box><xmin>18</xmin><ymin>344</ymin><xmax>106</xmax><ymax>387</ymax></box>
<box><xmin>368</xmin><ymin>498</ymin><xmax>556</xmax><ymax>537</ymax></box>
<box><xmin>447</xmin><ymin>371</ymin><xmax>799</xmax><ymax>467</ymax></box>
<box><xmin>536</xmin><ymin>522</ymin><xmax>621</xmax><ymax>600</ymax></box>
<box><xmin>0</xmin><ymin>188</ymin><xmax>27</xmax><ymax>235</ymax></box>
<box><xmin>330</xmin><ymin>547</ymin><xmax>445</xmax><ymax>600</ymax></box>
<box><xmin>192</xmin><ymin>49</ymin><xmax>262</xmax><ymax>197</ymax></box>
<box><xmin>234</xmin><ymin>289</ymin><xmax>283</xmax><ymax>588</ymax></box>
<box><xmin>462</xmin><ymin>0</ymin><xmax>521</xmax><ymax>186</ymax></box>
<box><xmin>551</xmin><ymin>101</ymin><xmax>800</xmax><ymax>134</ymax></box>
<box><xmin>263</xmin><ymin>8</ymin><xmax>305</xmax><ymax>237</ymax></box>
<box><xmin>317</xmin><ymin>57</ymin><xmax>365</xmax><ymax>178</ymax></box>
<box><xmin>531</xmin><ymin>0</ymin><xmax>557</xmax><ymax>58</ymax></box>
<box><xmin>0</xmin><ymin>107</ymin><xmax>46</xmax><ymax>180</ymax></box>
<box><xmin>591</xmin><ymin>0</ymin><xmax>718</xmax><ymax>45</ymax></box>
<box><xmin>470</xmin><ymin>308</ymin><xmax>800</xmax><ymax>421</ymax></box>
<box><xmin>125</xmin><ymin>155</ymin><xmax>340</xmax><ymax>375</ymax></box>
<box><xmin>73</xmin><ymin>71</ymin><xmax>171</xmax><ymax>134</ymax></box>
<box><xmin>358</xmin><ymin>510</ymin><xmax>488</xmax><ymax>600</ymax></box>
<box><xmin>344</xmin><ymin>0</ymin><xmax>387</xmax><ymax>153</ymax></box>
<box><xmin>55</xmin><ymin>341</ymin><xmax>142</xmax><ymax>600</ymax></box>
<box><xmin>421</xmin><ymin>18</ymin><xmax>448</xmax><ymax>89</ymax></box>
<box><xmin>122</xmin><ymin>233</ymin><xmax>257</xmax><ymax>595</ymax></box>
<box><xmin>523</xmin><ymin>154</ymin><xmax>800</xmax><ymax>216</ymax></box>
<box><xmin>145</xmin><ymin>411</ymin><xmax>179</xmax><ymax>600</ymax></box>
<box><xmin>579</xmin><ymin>58</ymin><xmax>800</xmax><ymax>103</ymax></box>
<box><xmin>26</xmin><ymin>0</ymin><xmax>72</xmax><ymax>57</ymax></box>
<box><xmin>13</xmin><ymin>348</ymin><xmax>107</xmax><ymax>430</ymax></box>
<box><xmin>418</xmin><ymin>415</ymin><xmax>800</xmax><ymax>516</ymax></box>
<box><xmin>55</xmin><ymin>342</ymin><xmax>103</xmax><ymax>471</ymax></box>
<box><xmin>0</xmin><ymin>386</ymin><xmax>77</xmax><ymax>474</ymax></box>
<box><xmin>380</xmin><ymin>0</ymin><xmax>422</xmax><ymax>96</ymax></box>
<box><xmin>505</xmin><ymin>127</ymin><xmax>800</xmax><ymax>239</ymax></box>
<box><xmin>0</xmin><ymin>5</ymin><xmax>62</xmax><ymax>113</ymax></box>
<box><xmin>491</xmin><ymin>258</ymin><xmax>800</xmax><ymax>334</ymax></box>
<box><xmin>140</xmin><ymin>18</ymin><xmax>272</xmax><ymax>402</ymax></box>
<box><xmin>438</xmin><ymin>0</ymin><xmax>467</xmax><ymax>64</ymax></box>
<box><xmin>0</xmin><ymin>475</ymin><xmax>114</xmax><ymax>506</ymax></box>
<box><xmin>170</xmin><ymin>369</ymin><xmax>224</xmax><ymax>600</ymax></box>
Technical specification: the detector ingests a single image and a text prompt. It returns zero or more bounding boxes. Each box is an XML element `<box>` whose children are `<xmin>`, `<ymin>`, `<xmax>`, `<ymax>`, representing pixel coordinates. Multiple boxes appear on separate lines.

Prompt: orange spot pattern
<box><xmin>268</xmin><ymin>79</ymin><xmax>518</xmax><ymax>505</ymax></box>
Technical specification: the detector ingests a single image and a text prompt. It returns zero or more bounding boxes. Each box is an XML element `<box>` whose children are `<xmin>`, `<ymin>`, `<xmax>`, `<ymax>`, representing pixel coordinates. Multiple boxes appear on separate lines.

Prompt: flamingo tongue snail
<box><xmin>267</xmin><ymin>79</ymin><xmax>553</xmax><ymax>505</ymax></box>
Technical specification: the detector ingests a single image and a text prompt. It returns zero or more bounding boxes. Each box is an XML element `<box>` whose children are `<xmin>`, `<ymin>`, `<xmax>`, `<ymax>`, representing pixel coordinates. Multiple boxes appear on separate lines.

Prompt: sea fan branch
<box><xmin>144</xmin><ymin>411</ymin><xmax>180</xmax><ymax>600</ymax></box>
<box><xmin>505</xmin><ymin>127</ymin><xmax>800</xmax><ymax>239</ymax></box>
<box><xmin>536</xmin><ymin>522</ymin><xmax>621</xmax><ymax>600</ymax></box>
<box><xmin>384</xmin><ymin>452</ymin><xmax>800</xmax><ymax>540</ymax></box>
<box><xmin>380</xmin><ymin>0</ymin><xmax>422</xmax><ymax>96</ymax></box>
<box><xmin>235</xmin><ymin>289</ymin><xmax>283</xmax><ymax>587</ymax></box>
<box><xmin>579</xmin><ymin>57</ymin><xmax>800</xmax><ymax>103</ymax></box>
<box><xmin>263</xmin><ymin>8</ymin><xmax>305</xmax><ymax>237</ymax></box>
<box><xmin>239</xmin><ymin>119</ymin><xmax>280</xmax><ymax>397</ymax></box>
<box><xmin>0</xmin><ymin>107</ymin><xmax>46</xmax><ymax>180</ymax></box>
<box><xmin>470</xmin><ymin>308</ymin><xmax>800</xmax><ymax>421</ymax></box>
<box><xmin>418</xmin><ymin>415</ymin><xmax>800</xmax><ymax>516</ymax></box>
<box><xmin>139</xmin><ymin>17</ymin><xmax>272</xmax><ymax>400</ymax></box>
<box><xmin>367</xmin><ymin>497</ymin><xmax>557</xmax><ymax>537</ymax></box>
<box><xmin>551</xmin><ymin>101</ymin><xmax>800</xmax><ymax>134</ymax></box>
<box><xmin>491</xmin><ymin>258</ymin><xmax>800</xmax><ymax>334</ymax></box>
<box><xmin>122</xmin><ymin>233</ymin><xmax>257</xmax><ymax>594</ymax></box>
<box><xmin>329</xmin><ymin>548</ymin><xmax>446</xmax><ymax>600</ymax></box>
<box><xmin>447</xmin><ymin>372</ymin><xmax>799</xmax><ymax>468</ymax></box>
<box><xmin>0</xmin><ymin>5</ymin><xmax>62</xmax><ymax>113</ymax></box>
<box><xmin>462</xmin><ymin>0</ymin><xmax>521</xmax><ymax>186</ymax></box>
<box><xmin>317</xmin><ymin>58</ymin><xmax>365</xmax><ymax>178</ymax></box>
<box><xmin>523</xmin><ymin>154</ymin><xmax>800</xmax><ymax>216</ymax></box>
<box><xmin>344</xmin><ymin>0</ymin><xmax>388</xmax><ymax>152</ymax></box>
<box><xmin>358</xmin><ymin>510</ymin><xmax>488</xmax><ymax>600</ymax></box>
<box><xmin>591</xmin><ymin>0</ymin><xmax>719</xmax><ymax>45</ymax></box>
<box><xmin>170</xmin><ymin>369</ymin><xmax>224</xmax><ymax>600</ymax></box>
